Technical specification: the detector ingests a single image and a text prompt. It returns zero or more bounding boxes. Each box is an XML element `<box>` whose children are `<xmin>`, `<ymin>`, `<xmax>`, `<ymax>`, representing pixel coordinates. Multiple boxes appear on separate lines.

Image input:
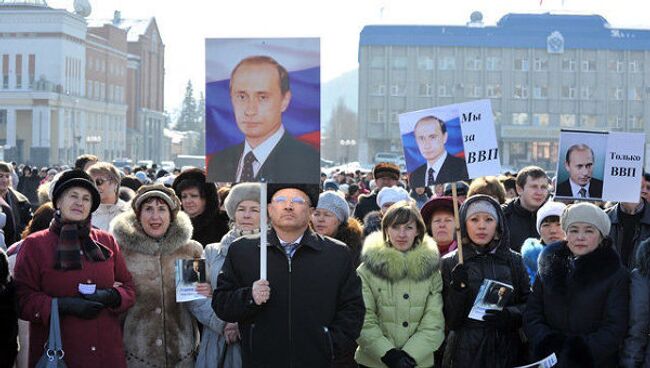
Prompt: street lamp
<box><xmin>339</xmin><ymin>139</ymin><xmax>357</xmax><ymax>164</ymax></box>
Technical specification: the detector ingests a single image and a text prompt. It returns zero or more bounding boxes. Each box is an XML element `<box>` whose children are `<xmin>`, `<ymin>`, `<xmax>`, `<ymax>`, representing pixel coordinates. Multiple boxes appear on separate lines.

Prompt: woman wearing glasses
<box><xmin>86</xmin><ymin>162</ymin><xmax>129</xmax><ymax>232</ymax></box>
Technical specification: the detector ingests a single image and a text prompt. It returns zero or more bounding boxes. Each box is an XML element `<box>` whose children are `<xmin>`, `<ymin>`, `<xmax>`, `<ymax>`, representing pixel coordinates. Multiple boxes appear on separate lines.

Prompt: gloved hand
<box><xmin>380</xmin><ymin>348</ymin><xmax>417</xmax><ymax>368</ymax></box>
<box><xmin>58</xmin><ymin>297</ymin><xmax>104</xmax><ymax>319</ymax></box>
<box><xmin>81</xmin><ymin>288</ymin><xmax>121</xmax><ymax>308</ymax></box>
<box><xmin>483</xmin><ymin>308</ymin><xmax>514</xmax><ymax>329</ymax></box>
<box><xmin>450</xmin><ymin>263</ymin><xmax>468</xmax><ymax>290</ymax></box>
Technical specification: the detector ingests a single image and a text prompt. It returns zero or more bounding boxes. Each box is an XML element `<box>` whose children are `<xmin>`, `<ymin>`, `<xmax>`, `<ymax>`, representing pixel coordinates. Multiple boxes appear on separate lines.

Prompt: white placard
<box><xmin>555</xmin><ymin>129</ymin><xmax>644</xmax><ymax>203</ymax></box>
<box><xmin>399</xmin><ymin>99</ymin><xmax>500</xmax><ymax>187</ymax></box>
<box><xmin>602</xmin><ymin>132</ymin><xmax>645</xmax><ymax>202</ymax></box>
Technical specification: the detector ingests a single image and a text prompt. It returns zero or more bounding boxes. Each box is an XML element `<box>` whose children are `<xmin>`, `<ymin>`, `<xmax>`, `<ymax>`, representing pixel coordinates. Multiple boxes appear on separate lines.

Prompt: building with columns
<box><xmin>358</xmin><ymin>13</ymin><xmax>650</xmax><ymax>170</ymax></box>
<box><xmin>0</xmin><ymin>0</ymin><xmax>164</xmax><ymax>166</ymax></box>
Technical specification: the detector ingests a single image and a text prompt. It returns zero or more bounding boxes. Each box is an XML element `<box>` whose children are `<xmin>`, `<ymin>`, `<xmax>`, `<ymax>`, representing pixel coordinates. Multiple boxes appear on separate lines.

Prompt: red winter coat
<box><xmin>13</xmin><ymin>228</ymin><xmax>136</xmax><ymax>368</ymax></box>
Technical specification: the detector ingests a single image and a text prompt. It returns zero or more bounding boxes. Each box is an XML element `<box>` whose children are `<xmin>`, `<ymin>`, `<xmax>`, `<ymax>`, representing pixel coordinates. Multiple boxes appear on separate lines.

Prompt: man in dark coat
<box><xmin>409</xmin><ymin>115</ymin><xmax>468</xmax><ymax>188</ymax></box>
<box><xmin>353</xmin><ymin>162</ymin><xmax>400</xmax><ymax>223</ymax></box>
<box><xmin>213</xmin><ymin>183</ymin><xmax>364</xmax><ymax>368</ymax></box>
<box><xmin>207</xmin><ymin>55</ymin><xmax>319</xmax><ymax>184</ymax></box>
<box><xmin>606</xmin><ymin>197</ymin><xmax>650</xmax><ymax>269</ymax></box>
<box><xmin>0</xmin><ymin>162</ymin><xmax>31</xmax><ymax>243</ymax></box>
<box><xmin>502</xmin><ymin>166</ymin><xmax>550</xmax><ymax>252</ymax></box>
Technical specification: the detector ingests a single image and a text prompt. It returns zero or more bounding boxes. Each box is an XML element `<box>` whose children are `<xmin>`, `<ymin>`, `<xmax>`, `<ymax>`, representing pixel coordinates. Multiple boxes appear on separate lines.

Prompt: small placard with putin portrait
<box><xmin>555</xmin><ymin>129</ymin><xmax>645</xmax><ymax>202</ymax></box>
<box><xmin>399</xmin><ymin>99</ymin><xmax>501</xmax><ymax>187</ymax></box>
<box><xmin>205</xmin><ymin>38</ymin><xmax>321</xmax><ymax>184</ymax></box>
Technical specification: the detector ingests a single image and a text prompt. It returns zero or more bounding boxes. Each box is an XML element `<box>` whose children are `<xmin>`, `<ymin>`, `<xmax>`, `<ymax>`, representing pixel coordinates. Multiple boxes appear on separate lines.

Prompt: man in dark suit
<box><xmin>555</xmin><ymin>144</ymin><xmax>603</xmax><ymax>199</ymax></box>
<box><xmin>207</xmin><ymin>55</ymin><xmax>319</xmax><ymax>184</ymax></box>
<box><xmin>409</xmin><ymin>115</ymin><xmax>468</xmax><ymax>188</ymax></box>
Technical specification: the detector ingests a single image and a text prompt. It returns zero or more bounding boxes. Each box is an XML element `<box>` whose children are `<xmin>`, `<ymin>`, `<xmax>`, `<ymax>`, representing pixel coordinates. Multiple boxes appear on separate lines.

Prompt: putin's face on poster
<box><xmin>415</xmin><ymin>117</ymin><xmax>448</xmax><ymax>165</ymax></box>
<box><xmin>565</xmin><ymin>146</ymin><xmax>594</xmax><ymax>187</ymax></box>
<box><xmin>230</xmin><ymin>60</ymin><xmax>292</xmax><ymax>148</ymax></box>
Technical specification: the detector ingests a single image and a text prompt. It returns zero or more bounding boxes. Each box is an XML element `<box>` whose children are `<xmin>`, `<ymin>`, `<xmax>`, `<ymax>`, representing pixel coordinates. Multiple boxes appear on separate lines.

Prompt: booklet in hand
<box><xmin>175</xmin><ymin>258</ymin><xmax>207</xmax><ymax>303</ymax></box>
<box><xmin>468</xmin><ymin>279</ymin><xmax>514</xmax><ymax>321</ymax></box>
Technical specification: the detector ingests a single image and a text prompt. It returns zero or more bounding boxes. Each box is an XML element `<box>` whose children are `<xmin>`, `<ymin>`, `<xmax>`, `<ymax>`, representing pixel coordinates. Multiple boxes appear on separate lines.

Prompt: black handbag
<box><xmin>36</xmin><ymin>298</ymin><xmax>67</xmax><ymax>368</ymax></box>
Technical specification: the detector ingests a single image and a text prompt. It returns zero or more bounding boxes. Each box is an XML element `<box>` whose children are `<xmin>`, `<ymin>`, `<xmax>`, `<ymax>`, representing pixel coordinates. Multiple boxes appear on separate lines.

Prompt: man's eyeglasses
<box><xmin>272</xmin><ymin>196</ymin><xmax>307</xmax><ymax>206</ymax></box>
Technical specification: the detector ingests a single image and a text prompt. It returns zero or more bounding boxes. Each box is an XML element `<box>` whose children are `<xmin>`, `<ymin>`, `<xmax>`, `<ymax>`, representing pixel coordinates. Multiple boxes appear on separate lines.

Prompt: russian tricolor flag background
<box><xmin>205</xmin><ymin>38</ymin><xmax>320</xmax><ymax>158</ymax></box>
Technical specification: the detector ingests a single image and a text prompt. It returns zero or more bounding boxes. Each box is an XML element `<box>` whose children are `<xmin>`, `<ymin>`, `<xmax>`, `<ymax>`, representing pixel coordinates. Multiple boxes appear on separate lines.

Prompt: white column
<box><xmin>31</xmin><ymin>106</ymin><xmax>51</xmax><ymax>147</ymax></box>
<box><xmin>57</xmin><ymin>109</ymin><xmax>65</xmax><ymax>148</ymax></box>
<box><xmin>6</xmin><ymin>108</ymin><xmax>16</xmax><ymax>147</ymax></box>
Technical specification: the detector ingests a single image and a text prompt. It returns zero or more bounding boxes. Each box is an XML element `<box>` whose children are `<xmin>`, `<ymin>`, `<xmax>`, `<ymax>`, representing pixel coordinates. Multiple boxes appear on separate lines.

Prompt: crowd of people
<box><xmin>1</xmin><ymin>155</ymin><xmax>650</xmax><ymax>368</ymax></box>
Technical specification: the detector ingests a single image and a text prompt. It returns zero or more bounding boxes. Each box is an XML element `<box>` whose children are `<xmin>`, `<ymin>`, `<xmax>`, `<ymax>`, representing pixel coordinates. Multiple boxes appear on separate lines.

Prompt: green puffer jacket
<box><xmin>355</xmin><ymin>232</ymin><xmax>445</xmax><ymax>368</ymax></box>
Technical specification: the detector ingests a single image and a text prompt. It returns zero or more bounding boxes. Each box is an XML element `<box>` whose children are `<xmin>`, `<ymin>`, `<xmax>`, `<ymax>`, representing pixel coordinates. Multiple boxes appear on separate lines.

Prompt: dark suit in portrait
<box><xmin>409</xmin><ymin>154</ymin><xmax>469</xmax><ymax>188</ymax></box>
<box><xmin>208</xmin><ymin>131</ymin><xmax>320</xmax><ymax>184</ymax></box>
<box><xmin>555</xmin><ymin>178</ymin><xmax>604</xmax><ymax>199</ymax></box>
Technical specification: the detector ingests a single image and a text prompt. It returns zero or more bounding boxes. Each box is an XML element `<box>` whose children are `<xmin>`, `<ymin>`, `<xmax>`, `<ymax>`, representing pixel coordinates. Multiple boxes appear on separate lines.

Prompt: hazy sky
<box><xmin>48</xmin><ymin>0</ymin><xmax>650</xmax><ymax>114</ymax></box>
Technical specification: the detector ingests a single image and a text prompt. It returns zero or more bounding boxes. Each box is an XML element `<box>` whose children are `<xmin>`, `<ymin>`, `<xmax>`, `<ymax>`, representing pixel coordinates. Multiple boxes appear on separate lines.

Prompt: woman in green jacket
<box><xmin>356</xmin><ymin>200</ymin><xmax>445</xmax><ymax>368</ymax></box>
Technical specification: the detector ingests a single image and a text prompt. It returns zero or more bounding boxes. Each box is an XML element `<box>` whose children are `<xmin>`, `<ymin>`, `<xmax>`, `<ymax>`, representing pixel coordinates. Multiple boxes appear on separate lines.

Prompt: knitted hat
<box><xmin>267</xmin><ymin>183</ymin><xmax>320</xmax><ymax>208</ymax></box>
<box><xmin>49</xmin><ymin>169</ymin><xmax>100</xmax><ymax>213</ymax></box>
<box><xmin>444</xmin><ymin>181</ymin><xmax>470</xmax><ymax>196</ymax></box>
<box><xmin>536</xmin><ymin>201</ymin><xmax>567</xmax><ymax>233</ymax></box>
<box><xmin>465</xmin><ymin>199</ymin><xmax>499</xmax><ymax>223</ymax></box>
<box><xmin>316</xmin><ymin>191</ymin><xmax>349</xmax><ymax>223</ymax></box>
<box><xmin>132</xmin><ymin>184</ymin><xmax>181</xmax><ymax>218</ymax></box>
<box><xmin>224</xmin><ymin>182</ymin><xmax>261</xmax><ymax>220</ymax></box>
<box><xmin>323</xmin><ymin>179</ymin><xmax>339</xmax><ymax>191</ymax></box>
<box><xmin>561</xmin><ymin>202</ymin><xmax>610</xmax><ymax>237</ymax></box>
<box><xmin>373</xmin><ymin>162</ymin><xmax>400</xmax><ymax>181</ymax></box>
<box><xmin>376</xmin><ymin>186</ymin><xmax>410</xmax><ymax>208</ymax></box>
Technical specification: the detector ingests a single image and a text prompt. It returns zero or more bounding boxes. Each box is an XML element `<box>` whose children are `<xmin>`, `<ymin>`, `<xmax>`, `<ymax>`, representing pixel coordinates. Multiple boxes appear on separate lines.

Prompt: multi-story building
<box><xmin>358</xmin><ymin>12</ymin><xmax>650</xmax><ymax>170</ymax></box>
<box><xmin>0</xmin><ymin>1</ymin><xmax>163</xmax><ymax>166</ymax></box>
<box><xmin>112</xmin><ymin>11</ymin><xmax>165</xmax><ymax>163</ymax></box>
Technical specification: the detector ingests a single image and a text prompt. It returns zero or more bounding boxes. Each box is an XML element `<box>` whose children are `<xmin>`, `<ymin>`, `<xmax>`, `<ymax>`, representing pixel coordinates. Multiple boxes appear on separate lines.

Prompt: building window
<box><xmin>2</xmin><ymin>54</ymin><xmax>8</xmax><ymax>89</ymax></box>
<box><xmin>417</xmin><ymin>56</ymin><xmax>434</xmax><ymax>70</ymax></box>
<box><xmin>514</xmin><ymin>85</ymin><xmax>528</xmax><ymax>99</ymax></box>
<box><xmin>370</xmin><ymin>84</ymin><xmax>385</xmax><ymax>96</ymax></box>
<box><xmin>512</xmin><ymin>113</ymin><xmax>529</xmax><ymax>125</ymax></box>
<box><xmin>610</xmin><ymin>87</ymin><xmax>624</xmax><ymax>100</ymax></box>
<box><xmin>533</xmin><ymin>58</ymin><xmax>548</xmax><ymax>71</ymax></box>
<box><xmin>389</xmin><ymin>110</ymin><xmax>404</xmax><ymax>123</ymax></box>
<box><xmin>87</xmin><ymin>80</ymin><xmax>92</xmax><ymax>98</ymax></box>
<box><xmin>514</xmin><ymin>58</ymin><xmax>529</xmax><ymax>71</ymax></box>
<box><xmin>608</xmin><ymin>115</ymin><xmax>622</xmax><ymax>128</ymax></box>
<box><xmin>486</xmin><ymin>84</ymin><xmax>502</xmax><ymax>98</ymax></box>
<box><xmin>630</xmin><ymin>60</ymin><xmax>642</xmax><ymax>73</ymax></box>
<box><xmin>438</xmin><ymin>56</ymin><xmax>456</xmax><ymax>70</ymax></box>
<box><xmin>485</xmin><ymin>57</ymin><xmax>501</xmax><ymax>71</ymax></box>
<box><xmin>580</xmin><ymin>86</ymin><xmax>593</xmax><ymax>100</ymax></box>
<box><xmin>370</xmin><ymin>56</ymin><xmax>384</xmax><ymax>68</ymax></box>
<box><xmin>28</xmin><ymin>54</ymin><xmax>35</xmax><ymax>88</ymax></box>
<box><xmin>561</xmin><ymin>86</ymin><xmax>576</xmax><ymax>99</ymax></box>
<box><xmin>608</xmin><ymin>60</ymin><xmax>625</xmax><ymax>73</ymax></box>
<box><xmin>438</xmin><ymin>85</ymin><xmax>452</xmax><ymax>97</ymax></box>
<box><xmin>465</xmin><ymin>57</ymin><xmax>482</xmax><ymax>70</ymax></box>
<box><xmin>533</xmin><ymin>85</ymin><xmax>548</xmax><ymax>99</ymax></box>
<box><xmin>15</xmin><ymin>54</ymin><xmax>22</xmax><ymax>89</ymax></box>
<box><xmin>561</xmin><ymin>59</ymin><xmax>576</xmax><ymax>72</ymax></box>
<box><xmin>629</xmin><ymin>87</ymin><xmax>642</xmax><ymax>101</ymax></box>
<box><xmin>630</xmin><ymin>116</ymin><xmax>644</xmax><ymax>130</ymax></box>
<box><xmin>392</xmin><ymin>56</ymin><xmax>407</xmax><ymax>69</ymax></box>
<box><xmin>580</xmin><ymin>115</ymin><xmax>598</xmax><ymax>128</ymax></box>
<box><xmin>533</xmin><ymin>113</ymin><xmax>550</xmax><ymax>127</ymax></box>
<box><xmin>560</xmin><ymin>114</ymin><xmax>576</xmax><ymax>127</ymax></box>
<box><xmin>493</xmin><ymin>111</ymin><xmax>502</xmax><ymax>124</ymax></box>
<box><xmin>370</xmin><ymin>109</ymin><xmax>385</xmax><ymax>123</ymax></box>
<box><xmin>390</xmin><ymin>84</ymin><xmax>405</xmax><ymax>96</ymax></box>
<box><xmin>466</xmin><ymin>84</ymin><xmax>482</xmax><ymax>98</ymax></box>
<box><xmin>581</xmin><ymin>60</ymin><xmax>596</xmax><ymax>72</ymax></box>
<box><xmin>418</xmin><ymin>83</ymin><xmax>433</xmax><ymax>96</ymax></box>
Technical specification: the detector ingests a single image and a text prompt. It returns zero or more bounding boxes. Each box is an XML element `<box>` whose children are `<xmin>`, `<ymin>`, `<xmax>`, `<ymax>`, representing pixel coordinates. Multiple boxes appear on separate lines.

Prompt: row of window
<box><xmin>370</xmin><ymin>83</ymin><xmax>646</xmax><ymax>100</ymax></box>
<box><xmin>87</xmin><ymin>56</ymin><xmax>126</xmax><ymax>77</ymax></box>
<box><xmin>367</xmin><ymin>109</ymin><xmax>643</xmax><ymax>129</ymax></box>
<box><xmin>372</xmin><ymin>55</ymin><xmax>644</xmax><ymax>73</ymax></box>
<box><xmin>1</xmin><ymin>54</ymin><xmax>36</xmax><ymax>89</ymax></box>
<box><xmin>86</xmin><ymin>80</ymin><xmax>125</xmax><ymax>103</ymax></box>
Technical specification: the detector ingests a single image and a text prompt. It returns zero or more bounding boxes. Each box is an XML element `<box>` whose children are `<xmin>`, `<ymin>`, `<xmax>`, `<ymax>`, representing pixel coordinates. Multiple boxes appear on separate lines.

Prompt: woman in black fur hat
<box><xmin>172</xmin><ymin>168</ymin><xmax>229</xmax><ymax>247</ymax></box>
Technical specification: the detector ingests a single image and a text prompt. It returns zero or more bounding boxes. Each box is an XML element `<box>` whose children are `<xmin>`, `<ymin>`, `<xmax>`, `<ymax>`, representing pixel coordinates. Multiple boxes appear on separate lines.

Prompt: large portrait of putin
<box><xmin>555</xmin><ymin>130</ymin><xmax>607</xmax><ymax>200</ymax></box>
<box><xmin>205</xmin><ymin>38</ymin><xmax>320</xmax><ymax>184</ymax></box>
